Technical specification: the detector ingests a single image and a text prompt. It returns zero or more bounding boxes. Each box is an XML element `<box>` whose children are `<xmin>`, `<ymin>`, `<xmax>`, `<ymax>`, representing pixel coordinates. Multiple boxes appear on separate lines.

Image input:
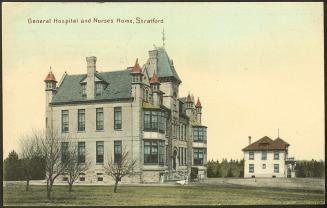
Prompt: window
<box><xmin>151</xmin><ymin>111</ymin><xmax>158</xmax><ymax>130</ymax></box>
<box><xmin>78</xmin><ymin>142</ymin><xmax>85</xmax><ymax>163</ymax></box>
<box><xmin>95</xmin><ymin>83</ymin><xmax>103</xmax><ymax>96</ymax></box>
<box><xmin>193</xmin><ymin>148</ymin><xmax>204</xmax><ymax>165</ymax></box>
<box><xmin>97</xmin><ymin>173</ymin><xmax>103</xmax><ymax>181</ymax></box>
<box><xmin>261</xmin><ymin>151</ymin><xmax>267</xmax><ymax>160</ymax></box>
<box><xmin>159</xmin><ymin>141</ymin><xmax>165</xmax><ymax>165</ymax></box>
<box><xmin>249</xmin><ymin>164</ymin><xmax>254</xmax><ymax>173</ymax></box>
<box><xmin>184</xmin><ymin>125</ymin><xmax>186</xmax><ymax>140</ymax></box>
<box><xmin>262</xmin><ymin>164</ymin><xmax>266</xmax><ymax>169</ymax></box>
<box><xmin>144</xmin><ymin>140</ymin><xmax>165</xmax><ymax>165</ymax></box>
<box><xmin>96</xmin><ymin>108</ymin><xmax>104</xmax><ymax>130</ymax></box>
<box><xmin>145</xmin><ymin>89</ymin><xmax>149</xmax><ymax>101</ymax></box>
<box><xmin>82</xmin><ymin>84</ymin><xmax>86</xmax><ymax>96</ymax></box>
<box><xmin>61</xmin><ymin>110</ymin><xmax>69</xmax><ymax>132</ymax></box>
<box><xmin>114</xmin><ymin>141</ymin><xmax>122</xmax><ymax>164</ymax></box>
<box><xmin>143</xmin><ymin>110</ymin><xmax>166</xmax><ymax>133</ymax></box>
<box><xmin>96</xmin><ymin>141</ymin><xmax>104</xmax><ymax>163</ymax></box>
<box><xmin>249</xmin><ymin>151</ymin><xmax>254</xmax><ymax>160</ymax></box>
<box><xmin>78</xmin><ymin>109</ymin><xmax>85</xmax><ymax>131</ymax></box>
<box><xmin>114</xmin><ymin>107</ymin><xmax>122</xmax><ymax>130</ymax></box>
<box><xmin>178</xmin><ymin>147</ymin><xmax>181</xmax><ymax>165</ymax></box>
<box><xmin>181</xmin><ymin>148</ymin><xmax>184</xmax><ymax>165</ymax></box>
<box><xmin>79</xmin><ymin>173</ymin><xmax>85</xmax><ymax>181</ymax></box>
<box><xmin>61</xmin><ymin>142</ymin><xmax>69</xmax><ymax>163</ymax></box>
<box><xmin>144</xmin><ymin>141</ymin><xmax>158</xmax><ymax>164</ymax></box>
<box><xmin>274</xmin><ymin>164</ymin><xmax>279</xmax><ymax>173</ymax></box>
<box><xmin>193</xmin><ymin>127</ymin><xmax>207</xmax><ymax>142</ymax></box>
<box><xmin>184</xmin><ymin>148</ymin><xmax>187</xmax><ymax>165</ymax></box>
<box><xmin>274</xmin><ymin>151</ymin><xmax>279</xmax><ymax>160</ymax></box>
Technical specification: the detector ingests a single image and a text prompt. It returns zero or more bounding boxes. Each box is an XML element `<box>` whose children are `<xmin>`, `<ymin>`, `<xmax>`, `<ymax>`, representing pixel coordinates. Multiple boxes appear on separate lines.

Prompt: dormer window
<box><xmin>82</xmin><ymin>84</ymin><xmax>86</xmax><ymax>96</ymax></box>
<box><xmin>95</xmin><ymin>83</ymin><xmax>103</xmax><ymax>96</ymax></box>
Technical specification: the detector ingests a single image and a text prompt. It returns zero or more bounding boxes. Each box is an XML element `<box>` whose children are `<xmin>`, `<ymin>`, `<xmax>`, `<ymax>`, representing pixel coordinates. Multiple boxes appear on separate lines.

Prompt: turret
<box><xmin>150</xmin><ymin>72</ymin><xmax>162</xmax><ymax>105</ymax></box>
<box><xmin>44</xmin><ymin>68</ymin><xmax>57</xmax><ymax>130</ymax></box>
<box><xmin>185</xmin><ymin>93</ymin><xmax>193</xmax><ymax>117</ymax></box>
<box><xmin>131</xmin><ymin>58</ymin><xmax>143</xmax><ymax>83</ymax></box>
<box><xmin>195</xmin><ymin>97</ymin><xmax>202</xmax><ymax>124</ymax></box>
<box><xmin>130</xmin><ymin>58</ymin><xmax>144</xmax><ymax>102</ymax></box>
<box><xmin>44</xmin><ymin>68</ymin><xmax>57</xmax><ymax>106</ymax></box>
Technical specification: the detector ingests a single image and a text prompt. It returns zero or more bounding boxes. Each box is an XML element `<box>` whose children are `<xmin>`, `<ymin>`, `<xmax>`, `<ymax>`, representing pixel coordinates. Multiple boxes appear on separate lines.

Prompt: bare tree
<box><xmin>19</xmin><ymin>131</ymin><xmax>42</xmax><ymax>191</ymax></box>
<box><xmin>64</xmin><ymin>141</ymin><xmax>90</xmax><ymax>192</ymax></box>
<box><xmin>104</xmin><ymin>149</ymin><xmax>136</xmax><ymax>193</ymax></box>
<box><xmin>39</xmin><ymin>128</ymin><xmax>69</xmax><ymax>200</ymax></box>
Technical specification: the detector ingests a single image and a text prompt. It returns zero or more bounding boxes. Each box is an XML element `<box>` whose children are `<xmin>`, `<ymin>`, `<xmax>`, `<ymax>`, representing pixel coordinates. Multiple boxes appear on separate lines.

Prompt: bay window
<box><xmin>193</xmin><ymin>148</ymin><xmax>205</xmax><ymax>165</ymax></box>
<box><xmin>143</xmin><ymin>110</ymin><xmax>166</xmax><ymax>133</ymax></box>
<box><xmin>144</xmin><ymin>140</ymin><xmax>165</xmax><ymax>165</ymax></box>
<box><xmin>193</xmin><ymin>127</ymin><xmax>207</xmax><ymax>142</ymax></box>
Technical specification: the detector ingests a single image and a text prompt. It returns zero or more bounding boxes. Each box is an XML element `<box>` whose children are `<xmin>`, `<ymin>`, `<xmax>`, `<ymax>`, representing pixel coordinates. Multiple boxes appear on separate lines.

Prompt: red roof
<box><xmin>195</xmin><ymin>98</ymin><xmax>202</xmax><ymax>108</ymax></box>
<box><xmin>131</xmin><ymin>58</ymin><xmax>142</xmax><ymax>74</ymax></box>
<box><xmin>44</xmin><ymin>71</ymin><xmax>57</xmax><ymax>82</ymax></box>
<box><xmin>186</xmin><ymin>94</ymin><xmax>192</xmax><ymax>103</ymax></box>
<box><xmin>150</xmin><ymin>73</ymin><xmax>160</xmax><ymax>84</ymax></box>
<box><xmin>242</xmin><ymin>136</ymin><xmax>289</xmax><ymax>151</ymax></box>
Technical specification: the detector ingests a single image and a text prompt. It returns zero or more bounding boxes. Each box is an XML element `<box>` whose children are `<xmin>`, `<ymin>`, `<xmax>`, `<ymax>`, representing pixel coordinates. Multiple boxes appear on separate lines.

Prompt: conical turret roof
<box><xmin>44</xmin><ymin>70</ymin><xmax>57</xmax><ymax>82</ymax></box>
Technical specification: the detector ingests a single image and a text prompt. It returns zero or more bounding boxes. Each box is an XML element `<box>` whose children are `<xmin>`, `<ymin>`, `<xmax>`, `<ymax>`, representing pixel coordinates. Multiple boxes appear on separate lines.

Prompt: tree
<box><xmin>39</xmin><ymin>128</ymin><xmax>69</xmax><ymax>200</ymax></box>
<box><xmin>3</xmin><ymin>150</ymin><xmax>23</xmax><ymax>181</ymax></box>
<box><xmin>19</xmin><ymin>132</ymin><xmax>43</xmax><ymax>191</ymax></box>
<box><xmin>104</xmin><ymin>149</ymin><xmax>136</xmax><ymax>193</ymax></box>
<box><xmin>64</xmin><ymin>141</ymin><xmax>90</xmax><ymax>192</ymax></box>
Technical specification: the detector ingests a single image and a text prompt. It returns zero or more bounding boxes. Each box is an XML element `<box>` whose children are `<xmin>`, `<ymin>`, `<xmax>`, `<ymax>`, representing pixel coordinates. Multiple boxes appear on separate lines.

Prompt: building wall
<box><xmin>48</xmin><ymin>99</ymin><xmax>146</xmax><ymax>183</ymax></box>
<box><xmin>244</xmin><ymin>150</ymin><xmax>286</xmax><ymax>178</ymax></box>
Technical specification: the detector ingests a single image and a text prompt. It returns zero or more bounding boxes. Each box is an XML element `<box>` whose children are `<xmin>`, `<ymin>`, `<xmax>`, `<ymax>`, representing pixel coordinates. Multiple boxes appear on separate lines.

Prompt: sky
<box><xmin>3</xmin><ymin>2</ymin><xmax>324</xmax><ymax>161</ymax></box>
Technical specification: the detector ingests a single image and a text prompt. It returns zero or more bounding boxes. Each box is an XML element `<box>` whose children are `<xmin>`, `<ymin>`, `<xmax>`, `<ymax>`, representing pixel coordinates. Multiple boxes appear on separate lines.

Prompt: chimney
<box><xmin>86</xmin><ymin>56</ymin><xmax>97</xmax><ymax>99</ymax></box>
<box><xmin>248</xmin><ymin>136</ymin><xmax>252</xmax><ymax>145</ymax></box>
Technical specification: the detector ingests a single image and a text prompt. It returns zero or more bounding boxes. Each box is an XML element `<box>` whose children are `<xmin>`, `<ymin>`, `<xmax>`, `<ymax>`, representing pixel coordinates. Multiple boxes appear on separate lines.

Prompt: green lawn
<box><xmin>3</xmin><ymin>183</ymin><xmax>325</xmax><ymax>206</ymax></box>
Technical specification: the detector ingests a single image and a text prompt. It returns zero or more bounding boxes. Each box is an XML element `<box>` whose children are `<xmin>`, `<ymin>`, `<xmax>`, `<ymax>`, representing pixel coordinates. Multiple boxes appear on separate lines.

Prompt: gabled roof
<box><xmin>44</xmin><ymin>71</ymin><xmax>57</xmax><ymax>82</ymax></box>
<box><xmin>51</xmin><ymin>70</ymin><xmax>132</xmax><ymax>104</ymax></box>
<box><xmin>242</xmin><ymin>136</ymin><xmax>290</xmax><ymax>151</ymax></box>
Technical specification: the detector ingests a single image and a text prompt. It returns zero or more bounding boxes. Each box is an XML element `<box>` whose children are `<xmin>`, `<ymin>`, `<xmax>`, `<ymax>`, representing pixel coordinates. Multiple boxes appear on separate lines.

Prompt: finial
<box><xmin>162</xmin><ymin>28</ymin><xmax>166</xmax><ymax>48</ymax></box>
<box><xmin>50</xmin><ymin>66</ymin><xmax>52</xmax><ymax>72</ymax></box>
<box><xmin>278</xmin><ymin>128</ymin><xmax>280</xmax><ymax>138</ymax></box>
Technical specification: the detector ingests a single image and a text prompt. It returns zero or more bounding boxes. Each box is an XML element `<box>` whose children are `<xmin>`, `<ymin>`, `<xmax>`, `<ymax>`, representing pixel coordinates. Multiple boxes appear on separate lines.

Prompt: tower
<box><xmin>149</xmin><ymin>72</ymin><xmax>162</xmax><ymax>105</ymax></box>
<box><xmin>44</xmin><ymin>68</ymin><xmax>57</xmax><ymax>129</ymax></box>
<box><xmin>130</xmin><ymin>58</ymin><xmax>144</xmax><ymax>173</ymax></box>
<box><xmin>44</xmin><ymin>68</ymin><xmax>57</xmax><ymax>106</ymax></box>
<box><xmin>185</xmin><ymin>93</ymin><xmax>193</xmax><ymax>118</ymax></box>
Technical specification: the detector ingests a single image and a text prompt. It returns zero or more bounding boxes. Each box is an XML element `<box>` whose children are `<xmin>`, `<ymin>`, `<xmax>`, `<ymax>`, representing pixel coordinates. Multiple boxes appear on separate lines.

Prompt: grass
<box><xmin>3</xmin><ymin>183</ymin><xmax>325</xmax><ymax>206</ymax></box>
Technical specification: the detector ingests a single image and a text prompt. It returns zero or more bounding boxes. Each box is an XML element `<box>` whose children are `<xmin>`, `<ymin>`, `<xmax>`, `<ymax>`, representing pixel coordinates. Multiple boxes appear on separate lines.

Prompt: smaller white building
<box><xmin>242</xmin><ymin>136</ymin><xmax>296</xmax><ymax>178</ymax></box>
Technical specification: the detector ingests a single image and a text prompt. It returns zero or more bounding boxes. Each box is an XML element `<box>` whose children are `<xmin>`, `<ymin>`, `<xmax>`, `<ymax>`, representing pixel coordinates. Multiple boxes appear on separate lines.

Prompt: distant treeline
<box><xmin>207</xmin><ymin>159</ymin><xmax>325</xmax><ymax>178</ymax></box>
<box><xmin>3</xmin><ymin>150</ymin><xmax>46</xmax><ymax>181</ymax></box>
<box><xmin>207</xmin><ymin>159</ymin><xmax>244</xmax><ymax>178</ymax></box>
<box><xmin>295</xmin><ymin>160</ymin><xmax>325</xmax><ymax>178</ymax></box>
